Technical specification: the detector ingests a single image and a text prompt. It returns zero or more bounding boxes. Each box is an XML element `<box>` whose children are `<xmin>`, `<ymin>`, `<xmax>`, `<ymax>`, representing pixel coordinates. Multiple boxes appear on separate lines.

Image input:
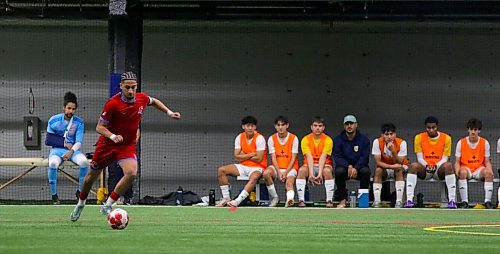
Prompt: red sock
<box><xmin>109</xmin><ymin>191</ymin><xmax>120</xmax><ymax>201</ymax></box>
<box><xmin>79</xmin><ymin>192</ymin><xmax>88</xmax><ymax>200</ymax></box>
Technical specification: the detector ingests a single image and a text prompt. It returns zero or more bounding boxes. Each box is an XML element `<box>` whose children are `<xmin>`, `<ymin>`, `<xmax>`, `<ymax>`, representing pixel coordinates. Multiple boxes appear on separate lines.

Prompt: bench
<box><xmin>236</xmin><ymin>175</ymin><xmax>266</xmax><ymax>201</ymax></box>
<box><xmin>0</xmin><ymin>157</ymin><xmax>97</xmax><ymax>195</ymax></box>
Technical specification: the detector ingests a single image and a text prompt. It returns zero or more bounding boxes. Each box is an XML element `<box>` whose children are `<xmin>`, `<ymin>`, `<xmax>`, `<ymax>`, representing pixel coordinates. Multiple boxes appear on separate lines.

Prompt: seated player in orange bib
<box><xmin>216</xmin><ymin>116</ymin><xmax>267</xmax><ymax>207</ymax></box>
<box><xmin>263</xmin><ymin>116</ymin><xmax>299</xmax><ymax>207</ymax></box>
<box><xmin>371</xmin><ymin>123</ymin><xmax>409</xmax><ymax>208</ymax></box>
<box><xmin>454</xmin><ymin>118</ymin><xmax>496</xmax><ymax>209</ymax></box>
<box><xmin>404</xmin><ymin>116</ymin><xmax>457</xmax><ymax>208</ymax></box>
<box><xmin>296</xmin><ymin>117</ymin><xmax>335</xmax><ymax>208</ymax></box>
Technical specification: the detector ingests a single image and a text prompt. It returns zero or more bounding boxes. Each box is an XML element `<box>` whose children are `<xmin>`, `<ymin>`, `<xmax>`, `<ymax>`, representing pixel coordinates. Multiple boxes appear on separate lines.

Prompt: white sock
<box><xmin>445</xmin><ymin>174</ymin><xmax>457</xmax><ymax>202</ymax></box>
<box><xmin>105</xmin><ymin>196</ymin><xmax>116</xmax><ymax>207</ymax></box>
<box><xmin>373</xmin><ymin>183</ymin><xmax>382</xmax><ymax>203</ymax></box>
<box><xmin>406</xmin><ymin>173</ymin><xmax>417</xmax><ymax>201</ymax></box>
<box><xmin>267</xmin><ymin>184</ymin><xmax>278</xmax><ymax>199</ymax></box>
<box><xmin>286</xmin><ymin>190</ymin><xmax>295</xmax><ymax>201</ymax></box>
<box><xmin>220</xmin><ymin>185</ymin><xmax>230</xmax><ymax>200</ymax></box>
<box><xmin>395</xmin><ymin>181</ymin><xmax>405</xmax><ymax>203</ymax></box>
<box><xmin>498</xmin><ymin>187</ymin><xmax>500</xmax><ymax>205</ymax></box>
<box><xmin>296</xmin><ymin>179</ymin><xmax>306</xmax><ymax>201</ymax></box>
<box><xmin>458</xmin><ymin>179</ymin><xmax>468</xmax><ymax>203</ymax></box>
<box><xmin>77</xmin><ymin>198</ymin><xmax>86</xmax><ymax>206</ymax></box>
<box><xmin>324</xmin><ymin>179</ymin><xmax>335</xmax><ymax>202</ymax></box>
<box><xmin>484</xmin><ymin>182</ymin><xmax>493</xmax><ymax>202</ymax></box>
<box><xmin>234</xmin><ymin>190</ymin><xmax>249</xmax><ymax>206</ymax></box>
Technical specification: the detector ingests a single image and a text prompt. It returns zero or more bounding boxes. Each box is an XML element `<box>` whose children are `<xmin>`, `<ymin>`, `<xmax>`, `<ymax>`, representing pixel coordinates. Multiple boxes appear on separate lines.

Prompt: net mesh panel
<box><xmin>1</xmin><ymin>19</ymin><xmax>499</xmax><ymax>204</ymax></box>
<box><xmin>0</xmin><ymin>19</ymin><xmax>108</xmax><ymax>202</ymax></box>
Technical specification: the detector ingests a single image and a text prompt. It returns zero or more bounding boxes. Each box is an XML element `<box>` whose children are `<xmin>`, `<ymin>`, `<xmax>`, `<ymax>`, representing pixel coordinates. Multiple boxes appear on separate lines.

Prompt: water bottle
<box><xmin>249</xmin><ymin>191</ymin><xmax>256</xmax><ymax>202</ymax></box>
<box><xmin>416</xmin><ymin>193</ymin><xmax>424</xmax><ymax>208</ymax></box>
<box><xmin>209</xmin><ymin>189</ymin><xmax>215</xmax><ymax>206</ymax></box>
<box><xmin>349</xmin><ymin>190</ymin><xmax>357</xmax><ymax>208</ymax></box>
<box><xmin>175</xmin><ymin>186</ymin><xmax>184</xmax><ymax>206</ymax></box>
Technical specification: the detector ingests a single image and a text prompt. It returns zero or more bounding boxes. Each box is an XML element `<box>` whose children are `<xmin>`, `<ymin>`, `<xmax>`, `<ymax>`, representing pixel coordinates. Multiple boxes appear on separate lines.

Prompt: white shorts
<box><xmin>464</xmin><ymin>167</ymin><xmax>484</xmax><ymax>180</ymax></box>
<box><xmin>235</xmin><ymin>164</ymin><xmax>263</xmax><ymax>178</ymax></box>
<box><xmin>384</xmin><ymin>165</ymin><xmax>408</xmax><ymax>180</ymax></box>
<box><xmin>268</xmin><ymin>166</ymin><xmax>298</xmax><ymax>179</ymax></box>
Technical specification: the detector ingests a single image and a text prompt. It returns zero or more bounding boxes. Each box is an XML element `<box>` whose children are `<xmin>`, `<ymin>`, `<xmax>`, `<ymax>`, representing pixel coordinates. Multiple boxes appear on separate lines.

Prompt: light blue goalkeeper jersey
<box><xmin>47</xmin><ymin>113</ymin><xmax>85</xmax><ymax>148</ymax></box>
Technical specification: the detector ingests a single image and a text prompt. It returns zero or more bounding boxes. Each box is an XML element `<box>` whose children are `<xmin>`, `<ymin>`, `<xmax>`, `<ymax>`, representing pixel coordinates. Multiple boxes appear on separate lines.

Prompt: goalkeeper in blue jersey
<box><xmin>46</xmin><ymin>92</ymin><xmax>89</xmax><ymax>204</ymax></box>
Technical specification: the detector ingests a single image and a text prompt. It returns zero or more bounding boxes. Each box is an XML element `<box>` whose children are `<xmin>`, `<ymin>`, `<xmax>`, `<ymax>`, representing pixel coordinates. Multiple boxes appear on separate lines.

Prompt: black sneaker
<box><xmin>485</xmin><ymin>201</ymin><xmax>494</xmax><ymax>209</ymax></box>
<box><xmin>52</xmin><ymin>194</ymin><xmax>60</xmax><ymax>205</ymax></box>
<box><xmin>75</xmin><ymin>190</ymin><xmax>81</xmax><ymax>200</ymax></box>
<box><xmin>460</xmin><ymin>201</ymin><xmax>469</xmax><ymax>209</ymax></box>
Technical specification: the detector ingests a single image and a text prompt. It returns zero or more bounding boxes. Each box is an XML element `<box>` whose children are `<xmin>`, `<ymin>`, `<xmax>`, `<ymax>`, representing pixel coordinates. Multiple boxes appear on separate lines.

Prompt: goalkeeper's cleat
<box><xmin>52</xmin><ymin>194</ymin><xmax>60</xmax><ymax>205</ymax></box>
<box><xmin>70</xmin><ymin>205</ymin><xmax>85</xmax><ymax>222</ymax></box>
<box><xmin>100</xmin><ymin>205</ymin><xmax>112</xmax><ymax>215</ymax></box>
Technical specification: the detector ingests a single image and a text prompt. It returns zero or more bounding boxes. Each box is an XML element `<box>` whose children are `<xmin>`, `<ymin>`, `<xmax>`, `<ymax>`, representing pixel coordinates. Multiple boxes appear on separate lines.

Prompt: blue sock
<box><xmin>48</xmin><ymin>167</ymin><xmax>58</xmax><ymax>195</ymax></box>
<box><xmin>78</xmin><ymin>166</ymin><xmax>89</xmax><ymax>191</ymax></box>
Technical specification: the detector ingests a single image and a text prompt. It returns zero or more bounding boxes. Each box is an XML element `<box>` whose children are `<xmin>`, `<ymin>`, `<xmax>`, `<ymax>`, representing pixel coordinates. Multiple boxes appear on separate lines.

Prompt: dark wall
<box><xmin>1</xmin><ymin>20</ymin><xmax>499</xmax><ymax>202</ymax></box>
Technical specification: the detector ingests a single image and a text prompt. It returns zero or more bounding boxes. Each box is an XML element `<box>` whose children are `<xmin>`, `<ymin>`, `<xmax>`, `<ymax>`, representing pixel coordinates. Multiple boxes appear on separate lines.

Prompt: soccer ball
<box><xmin>107</xmin><ymin>208</ymin><xmax>129</xmax><ymax>230</ymax></box>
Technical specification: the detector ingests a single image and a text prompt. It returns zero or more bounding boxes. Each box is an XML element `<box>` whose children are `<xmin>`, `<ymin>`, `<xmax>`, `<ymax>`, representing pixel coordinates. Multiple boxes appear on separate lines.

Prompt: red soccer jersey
<box><xmin>98</xmin><ymin>92</ymin><xmax>151</xmax><ymax>146</ymax></box>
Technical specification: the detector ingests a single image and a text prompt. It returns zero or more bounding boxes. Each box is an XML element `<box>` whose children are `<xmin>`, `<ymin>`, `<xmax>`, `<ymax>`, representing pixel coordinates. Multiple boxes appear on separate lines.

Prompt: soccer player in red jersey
<box><xmin>70</xmin><ymin>71</ymin><xmax>181</xmax><ymax>221</ymax></box>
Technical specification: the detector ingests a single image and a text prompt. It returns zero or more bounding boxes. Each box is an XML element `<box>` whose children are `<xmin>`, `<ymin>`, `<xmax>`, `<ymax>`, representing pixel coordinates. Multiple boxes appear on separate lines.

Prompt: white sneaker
<box><xmin>269</xmin><ymin>197</ymin><xmax>279</xmax><ymax>207</ymax></box>
<box><xmin>285</xmin><ymin>199</ymin><xmax>294</xmax><ymax>208</ymax></box>
<box><xmin>100</xmin><ymin>205</ymin><xmax>112</xmax><ymax>215</ymax></box>
<box><xmin>70</xmin><ymin>205</ymin><xmax>85</xmax><ymax>222</ymax></box>
<box><xmin>372</xmin><ymin>201</ymin><xmax>381</xmax><ymax>208</ymax></box>
<box><xmin>395</xmin><ymin>201</ymin><xmax>403</xmax><ymax>208</ymax></box>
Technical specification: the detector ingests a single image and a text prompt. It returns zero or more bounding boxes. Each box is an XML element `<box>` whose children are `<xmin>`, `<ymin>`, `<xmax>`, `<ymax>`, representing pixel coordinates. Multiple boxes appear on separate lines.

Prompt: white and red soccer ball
<box><xmin>107</xmin><ymin>208</ymin><xmax>129</xmax><ymax>230</ymax></box>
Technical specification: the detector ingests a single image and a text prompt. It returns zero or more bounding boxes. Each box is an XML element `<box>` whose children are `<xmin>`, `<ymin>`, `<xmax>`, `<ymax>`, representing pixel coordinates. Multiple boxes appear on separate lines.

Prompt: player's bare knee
<box><xmin>217</xmin><ymin>166</ymin><xmax>226</xmax><ymax>176</ymax></box>
<box><xmin>263</xmin><ymin>169</ymin><xmax>273</xmax><ymax>180</ymax></box>
<box><xmin>483</xmin><ymin>170</ymin><xmax>494</xmax><ymax>180</ymax></box>
<box><xmin>408</xmin><ymin>163</ymin><xmax>420</xmax><ymax>174</ymax></box>
<box><xmin>458</xmin><ymin>169</ymin><xmax>468</xmax><ymax>179</ymax></box>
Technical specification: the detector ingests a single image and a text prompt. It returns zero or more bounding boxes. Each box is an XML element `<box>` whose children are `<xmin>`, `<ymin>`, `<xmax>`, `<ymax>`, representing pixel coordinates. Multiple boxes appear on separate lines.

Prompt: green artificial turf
<box><xmin>0</xmin><ymin>205</ymin><xmax>499</xmax><ymax>254</ymax></box>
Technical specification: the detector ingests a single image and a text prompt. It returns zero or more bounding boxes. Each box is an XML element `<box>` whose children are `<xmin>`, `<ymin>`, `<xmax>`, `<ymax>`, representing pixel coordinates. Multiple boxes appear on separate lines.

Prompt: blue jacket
<box><xmin>333</xmin><ymin>130</ymin><xmax>370</xmax><ymax>169</ymax></box>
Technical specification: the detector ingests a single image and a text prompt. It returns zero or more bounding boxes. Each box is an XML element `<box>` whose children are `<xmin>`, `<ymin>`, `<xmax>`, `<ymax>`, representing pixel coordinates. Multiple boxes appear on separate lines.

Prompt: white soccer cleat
<box><xmin>215</xmin><ymin>198</ymin><xmax>230</xmax><ymax>207</ymax></box>
<box><xmin>394</xmin><ymin>201</ymin><xmax>403</xmax><ymax>208</ymax></box>
<box><xmin>227</xmin><ymin>200</ymin><xmax>239</xmax><ymax>207</ymax></box>
<box><xmin>372</xmin><ymin>202</ymin><xmax>381</xmax><ymax>208</ymax></box>
<box><xmin>100</xmin><ymin>205</ymin><xmax>112</xmax><ymax>215</ymax></box>
<box><xmin>70</xmin><ymin>205</ymin><xmax>85</xmax><ymax>222</ymax></box>
<box><xmin>269</xmin><ymin>197</ymin><xmax>279</xmax><ymax>207</ymax></box>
